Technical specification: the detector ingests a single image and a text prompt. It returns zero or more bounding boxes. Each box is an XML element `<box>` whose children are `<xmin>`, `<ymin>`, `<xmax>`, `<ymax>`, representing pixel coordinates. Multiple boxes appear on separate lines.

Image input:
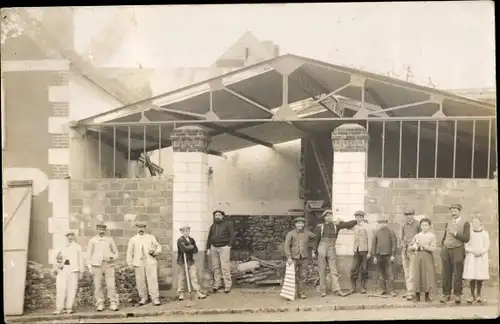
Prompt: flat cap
<box><xmin>294</xmin><ymin>216</ymin><xmax>306</xmax><ymax>223</ymax></box>
<box><xmin>96</xmin><ymin>224</ymin><xmax>107</xmax><ymax>229</ymax></box>
<box><xmin>179</xmin><ymin>225</ymin><xmax>191</xmax><ymax>231</ymax></box>
<box><xmin>403</xmin><ymin>207</ymin><xmax>415</xmax><ymax>215</ymax></box>
<box><xmin>135</xmin><ymin>222</ymin><xmax>147</xmax><ymax>228</ymax></box>
<box><xmin>320</xmin><ymin>209</ymin><xmax>333</xmax><ymax>219</ymax></box>
<box><xmin>377</xmin><ymin>214</ymin><xmax>389</xmax><ymax>222</ymax></box>
<box><xmin>449</xmin><ymin>204</ymin><xmax>462</xmax><ymax>211</ymax></box>
<box><xmin>65</xmin><ymin>230</ymin><xmax>75</xmax><ymax>236</ymax></box>
<box><xmin>353</xmin><ymin>210</ymin><xmax>365</xmax><ymax>217</ymax></box>
<box><xmin>213</xmin><ymin>210</ymin><xmax>226</xmax><ymax>216</ymax></box>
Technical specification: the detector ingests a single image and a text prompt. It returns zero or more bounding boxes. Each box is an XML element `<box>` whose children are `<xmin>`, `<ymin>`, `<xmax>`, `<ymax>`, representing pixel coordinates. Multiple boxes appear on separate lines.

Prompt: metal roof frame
<box><xmin>74</xmin><ymin>54</ymin><xmax>496</xmax><ymax>153</ymax></box>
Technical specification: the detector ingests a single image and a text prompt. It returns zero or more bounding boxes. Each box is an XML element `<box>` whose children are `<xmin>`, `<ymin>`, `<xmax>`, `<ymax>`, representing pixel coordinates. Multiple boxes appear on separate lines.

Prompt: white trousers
<box><xmin>56</xmin><ymin>267</ymin><xmax>79</xmax><ymax>311</ymax></box>
<box><xmin>135</xmin><ymin>259</ymin><xmax>160</xmax><ymax>302</ymax></box>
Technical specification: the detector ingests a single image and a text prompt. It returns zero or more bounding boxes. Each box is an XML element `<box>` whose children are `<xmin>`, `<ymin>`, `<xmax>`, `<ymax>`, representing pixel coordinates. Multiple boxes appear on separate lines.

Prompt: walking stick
<box><xmin>183</xmin><ymin>252</ymin><xmax>198</xmax><ymax>307</ymax></box>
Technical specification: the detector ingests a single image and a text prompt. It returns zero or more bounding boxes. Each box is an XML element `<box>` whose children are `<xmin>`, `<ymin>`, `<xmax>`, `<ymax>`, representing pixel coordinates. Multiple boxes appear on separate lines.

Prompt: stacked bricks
<box><xmin>331</xmin><ymin>123</ymin><xmax>369</xmax><ymax>153</ymax></box>
<box><xmin>365</xmin><ymin>178</ymin><xmax>499</xmax><ymax>287</ymax></box>
<box><xmin>170</xmin><ymin>125</ymin><xmax>211</xmax><ymax>153</ymax></box>
<box><xmin>69</xmin><ymin>178</ymin><xmax>174</xmax><ymax>289</ymax></box>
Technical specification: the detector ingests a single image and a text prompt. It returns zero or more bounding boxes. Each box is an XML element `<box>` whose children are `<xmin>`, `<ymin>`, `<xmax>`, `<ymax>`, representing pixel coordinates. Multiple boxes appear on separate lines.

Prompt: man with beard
<box><xmin>284</xmin><ymin>216</ymin><xmax>316</xmax><ymax>299</ymax></box>
<box><xmin>206</xmin><ymin>210</ymin><xmax>234</xmax><ymax>293</ymax></box>
<box><xmin>313</xmin><ymin>210</ymin><xmax>357</xmax><ymax>297</ymax></box>
<box><xmin>440</xmin><ymin>203</ymin><xmax>470</xmax><ymax>304</ymax></box>
<box><xmin>87</xmin><ymin>224</ymin><xmax>119</xmax><ymax>311</ymax></box>
<box><xmin>126</xmin><ymin>223</ymin><xmax>163</xmax><ymax>306</ymax></box>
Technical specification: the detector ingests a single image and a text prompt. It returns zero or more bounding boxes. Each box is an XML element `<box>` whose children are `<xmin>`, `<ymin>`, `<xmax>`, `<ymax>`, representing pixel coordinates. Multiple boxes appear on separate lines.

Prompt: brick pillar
<box><xmin>331</xmin><ymin>123</ymin><xmax>370</xmax><ymax>256</ymax></box>
<box><xmin>170</xmin><ymin>126</ymin><xmax>211</xmax><ymax>291</ymax></box>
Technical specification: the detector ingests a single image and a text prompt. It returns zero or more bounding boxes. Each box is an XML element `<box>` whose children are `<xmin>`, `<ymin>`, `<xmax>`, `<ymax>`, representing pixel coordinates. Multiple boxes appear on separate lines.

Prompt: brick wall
<box><xmin>365</xmin><ymin>178</ymin><xmax>499</xmax><ymax>286</ymax></box>
<box><xmin>69</xmin><ymin>178</ymin><xmax>174</xmax><ymax>289</ymax></box>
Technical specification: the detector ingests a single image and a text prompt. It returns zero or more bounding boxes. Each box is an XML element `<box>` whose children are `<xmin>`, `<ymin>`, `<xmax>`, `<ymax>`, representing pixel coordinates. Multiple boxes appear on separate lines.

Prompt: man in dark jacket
<box><xmin>177</xmin><ymin>225</ymin><xmax>207</xmax><ymax>301</ymax></box>
<box><xmin>372</xmin><ymin>214</ymin><xmax>398</xmax><ymax>297</ymax></box>
<box><xmin>206</xmin><ymin>210</ymin><xmax>234</xmax><ymax>293</ymax></box>
<box><xmin>313</xmin><ymin>210</ymin><xmax>357</xmax><ymax>297</ymax></box>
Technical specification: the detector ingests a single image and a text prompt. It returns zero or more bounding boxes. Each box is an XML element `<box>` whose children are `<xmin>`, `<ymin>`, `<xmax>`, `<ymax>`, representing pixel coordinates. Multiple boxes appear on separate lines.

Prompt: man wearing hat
<box><xmin>284</xmin><ymin>216</ymin><xmax>316</xmax><ymax>299</ymax></box>
<box><xmin>87</xmin><ymin>224</ymin><xmax>120</xmax><ymax>311</ymax></box>
<box><xmin>348</xmin><ymin>210</ymin><xmax>372</xmax><ymax>295</ymax></box>
<box><xmin>177</xmin><ymin>225</ymin><xmax>207</xmax><ymax>300</ymax></box>
<box><xmin>400</xmin><ymin>207</ymin><xmax>421</xmax><ymax>301</ymax></box>
<box><xmin>126</xmin><ymin>222</ymin><xmax>163</xmax><ymax>306</ymax></box>
<box><xmin>313</xmin><ymin>210</ymin><xmax>357</xmax><ymax>297</ymax></box>
<box><xmin>206</xmin><ymin>210</ymin><xmax>234</xmax><ymax>293</ymax></box>
<box><xmin>371</xmin><ymin>214</ymin><xmax>398</xmax><ymax>297</ymax></box>
<box><xmin>52</xmin><ymin>231</ymin><xmax>85</xmax><ymax>315</ymax></box>
<box><xmin>440</xmin><ymin>203</ymin><xmax>471</xmax><ymax>304</ymax></box>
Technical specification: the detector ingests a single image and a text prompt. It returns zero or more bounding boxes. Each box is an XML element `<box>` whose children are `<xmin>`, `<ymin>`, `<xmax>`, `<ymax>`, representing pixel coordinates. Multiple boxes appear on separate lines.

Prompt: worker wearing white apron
<box><xmin>87</xmin><ymin>223</ymin><xmax>120</xmax><ymax>311</ymax></box>
<box><xmin>127</xmin><ymin>222</ymin><xmax>163</xmax><ymax>306</ymax></box>
<box><xmin>53</xmin><ymin>231</ymin><xmax>84</xmax><ymax>315</ymax></box>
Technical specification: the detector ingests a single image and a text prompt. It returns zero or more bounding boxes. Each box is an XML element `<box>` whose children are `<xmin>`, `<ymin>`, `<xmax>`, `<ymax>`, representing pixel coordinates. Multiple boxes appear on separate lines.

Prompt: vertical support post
<box><xmin>381</xmin><ymin>121</ymin><xmax>385</xmax><ymax>178</ymax></box>
<box><xmin>487</xmin><ymin>118</ymin><xmax>492</xmax><ymax>178</ymax></box>
<box><xmin>471</xmin><ymin>120</ymin><xmax>476</xmax><ymax>179</ymax></box>
<box><xmin>398</xmin><ymin>121</ymin><xmax>402</xmax><ymax>178</ymax></box>
<box><xmin>127</xmin><ymin>126</ymin><xmax>131</xmax><ymax>173</ymax></box>
<box><xmin>282</xmin><ymin>75</ymin><xmax>289</xmax><ymax>106</ymax></box>
<box><xmin>209</xmin><ymin>90</ymin><xmax>213</xmax><ymax>112</ymax></box>
<box><xmin>365</xmin><ymin>120</ymin><xmax>370</xmax><ymax>176</ymax></box>
<box><xmin>113</xmin><ymin>126</ymin><xmax>116</xmax><ymax>178</ymax></box>
<box><xmin>434</xmin><ymin>121</ymin><xmax>439</xmax><ymax>178</ymax></box>
<box><xmin>452</xmin><ymin>120</ymin><xmax>457</xmax><ymax>178</ymax></box>
<box><xmin>98</xmin><ymin>127</ymin><xmax>102</xmax><ymax>178</ymax></box>
<box><xmin>143</xmin><ymin>125</ymin><xmax>146</xmax><ymax>160</ymax></box>
<box><xmin>83</xmin><ymin>128</ymin><xmax>87</xmax><ymax>179</ymax></box>
<box><xmin>416</xmin><ymin>120</ymin><xmax>420</xmax><ymax>178</ymax></box>
<box><xmin>158</xmin><ymin>125</ymin><xmax>162</xmax><ymax>177</ymax></box>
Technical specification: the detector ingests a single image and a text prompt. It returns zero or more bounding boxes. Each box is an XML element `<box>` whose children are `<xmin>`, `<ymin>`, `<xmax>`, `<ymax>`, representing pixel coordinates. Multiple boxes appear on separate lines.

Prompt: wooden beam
<box><xmin>203</xmin><ymin>124</ymin><xmax>274</xmax><ymax>148</ymax></box>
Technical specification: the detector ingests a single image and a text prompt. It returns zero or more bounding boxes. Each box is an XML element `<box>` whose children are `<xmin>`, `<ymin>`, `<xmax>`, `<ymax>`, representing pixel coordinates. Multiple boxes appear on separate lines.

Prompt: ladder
<box><xmin>310</xmin><ymin>139</ymin><xmax>332</xmax><ymax>206</ymax></box>
<box><xmin>138</xmin><ymin>153</ymin><xmax>163</xmax><ymax>177</ymax></box>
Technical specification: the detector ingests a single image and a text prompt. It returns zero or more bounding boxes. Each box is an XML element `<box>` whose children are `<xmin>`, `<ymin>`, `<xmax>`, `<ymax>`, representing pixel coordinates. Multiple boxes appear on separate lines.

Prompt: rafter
<box><xmin>203</xmin><ymin>124</ymin><xmax>274</xmax><ymax>148</ymax></box>
<box><xmin>223</xmin><ymin>87</ymin><xmax>274</xmax><ymax>115</ymax></box>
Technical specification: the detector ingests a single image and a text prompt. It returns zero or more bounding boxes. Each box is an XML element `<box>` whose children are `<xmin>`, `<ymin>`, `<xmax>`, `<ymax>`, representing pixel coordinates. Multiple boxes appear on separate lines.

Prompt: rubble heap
<box><xmin>230</xmin><ymin>257</ymin><xmax>286</xmax><ymax>286</ymax></box>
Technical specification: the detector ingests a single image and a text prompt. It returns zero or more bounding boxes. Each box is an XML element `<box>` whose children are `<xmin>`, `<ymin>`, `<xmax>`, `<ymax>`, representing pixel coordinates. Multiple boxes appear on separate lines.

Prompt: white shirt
<box><xmin>126</xmin><ymin>234</ymin><xmax>162</xmax><ymax>267</ymax></box>
<box><xmin>87</xmin><ymin>236</ymin><xmax>119</xmax><ymax>266</ymax></box>
<box><xmin>56</xmin><ymin>242</ymin><xmax>84</xmax><ymax>273</ymax></box>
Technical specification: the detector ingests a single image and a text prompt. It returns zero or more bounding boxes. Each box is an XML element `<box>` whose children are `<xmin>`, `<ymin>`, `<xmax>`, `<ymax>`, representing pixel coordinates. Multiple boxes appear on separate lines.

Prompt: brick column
<box><xmin>331</xmin><ymin>123</ymin><xmax>370</xmax><ymax>256</ymax></box>
<box><xmin>170</xmin><ymin>126</ymin><xmax>211</xmax><ymax>290</ymax></box>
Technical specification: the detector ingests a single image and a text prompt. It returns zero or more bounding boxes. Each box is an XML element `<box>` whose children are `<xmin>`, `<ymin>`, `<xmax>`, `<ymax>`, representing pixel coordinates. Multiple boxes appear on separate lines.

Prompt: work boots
<box><xmin>347</xmin><ymin>278</ymin><xmax>357</xmax><ymax>295</ymax></box>
<box><xmin>360</xmin><ymin>279</ymin><xmax>367</xmax><ymax>294</ymax></box>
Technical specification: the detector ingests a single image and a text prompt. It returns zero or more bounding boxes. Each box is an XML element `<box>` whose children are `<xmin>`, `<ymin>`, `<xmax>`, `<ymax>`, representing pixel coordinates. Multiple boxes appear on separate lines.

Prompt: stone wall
<box><xmin>229</xmin><ymin>215</ymin><xmax>296</xmax><ymax>261</ymax></box>
<box><xmin>364</xmin><ymin>178</ymin><xmax>499</xmax><ymax>286</ymax></box>
<box><xmin>69</xmin><ymin>178</ymin><xmax>174</xmax><ymax>289</ymax></box>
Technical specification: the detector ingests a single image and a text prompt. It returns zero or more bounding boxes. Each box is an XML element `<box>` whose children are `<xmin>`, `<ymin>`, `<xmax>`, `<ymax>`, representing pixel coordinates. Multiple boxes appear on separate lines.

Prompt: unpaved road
<box><xmin>48</xmin><ymin>305</ymin><xmax>498</xmax><ymax>322</ymax></box>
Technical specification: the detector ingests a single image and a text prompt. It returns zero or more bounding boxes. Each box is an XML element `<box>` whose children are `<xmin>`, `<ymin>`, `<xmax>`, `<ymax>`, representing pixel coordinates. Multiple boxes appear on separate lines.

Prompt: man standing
<box><xmin>177</xmin><ymin>225</ymin><xmax>207</xmax><ymax>300</ymax></box>
<box><xmin>206</xmin><ymin>210</ymin><xmax>234</xmax><ymax>293</ymax></box>
<box><xmin>284</xmin><ymin>216</ymin><xmax>316</xmax><ymax>299</ymax></box>
<box><xmin>313</xmin><ymin>210</ymin><xmax>357</xmax><ymax>297</ymax></box>
<box><xmin>53</xmin><ymin>231</ymin><xmax>84</xmax><ymax>315</ymax></box>
<box><xmin>440</xmin><ymin>203</ymin><xmax>470</xmax><ymax>304</ymax></box>
<box><xmin>372</xmin><ymin>214</ymin><xmax>398</xmax><ymax>297</ymax></box>
<box><xmin>348</xmin><ymin>210</ymin><xmax>372</xmax><ymax>295</ymax></box>
<box><xmin>400</xmin><ymin>207</ymin><xmax>421</xmax><ymax>301</ymax></box>
<box><xmin>87</xmin><ymin>224</ymin><xmax>119</xmax><ymax>311</ymax></box>
<box><xmin>127</xmin><ymin>223</ymin><xmax>162</xmax><ymax>306</ymax></box>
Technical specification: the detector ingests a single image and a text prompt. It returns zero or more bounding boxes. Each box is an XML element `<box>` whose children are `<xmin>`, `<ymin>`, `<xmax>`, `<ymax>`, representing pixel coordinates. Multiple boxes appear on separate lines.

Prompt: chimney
<box><xmin>273</xmin><ymin>44</ymin><xmax>280</xmax><ymax>57</ymax></box>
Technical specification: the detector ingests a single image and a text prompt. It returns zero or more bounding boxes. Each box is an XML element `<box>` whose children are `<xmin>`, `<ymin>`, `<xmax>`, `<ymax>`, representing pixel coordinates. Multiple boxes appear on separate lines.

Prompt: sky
<box><xmin>74</xmin><ymin>2</ymin><xmax>496</xmax><ymax>90</ymax></box>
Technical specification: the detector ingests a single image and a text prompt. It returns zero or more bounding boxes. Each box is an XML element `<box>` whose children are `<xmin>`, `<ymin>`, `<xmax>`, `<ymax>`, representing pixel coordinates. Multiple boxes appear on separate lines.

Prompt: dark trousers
<box><xmin>350</xmin><ymin>250</ymin><xmax>369</xmax><ymax>281</ymax></box>
<box><xmin>376</xmin><ymin>254</ymin><xmax>394</xmax><ymax>292</ymax></box>
<box><xmin>294</xmin><ymin>258</ymin><xmax>309</xmax><ymax>295</ymax></box>
<box><xmin>440</xmin><ymin>245</ymin><xmax>465</xmax><ymax>296</ymax></box>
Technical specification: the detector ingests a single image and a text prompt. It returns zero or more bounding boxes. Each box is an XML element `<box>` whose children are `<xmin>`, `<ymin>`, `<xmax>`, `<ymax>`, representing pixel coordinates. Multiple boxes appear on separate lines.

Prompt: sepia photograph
<box><xmin>1</xmin><ymin>2</ymin><xmax>498</xmax><ymax>322</ymax></box>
